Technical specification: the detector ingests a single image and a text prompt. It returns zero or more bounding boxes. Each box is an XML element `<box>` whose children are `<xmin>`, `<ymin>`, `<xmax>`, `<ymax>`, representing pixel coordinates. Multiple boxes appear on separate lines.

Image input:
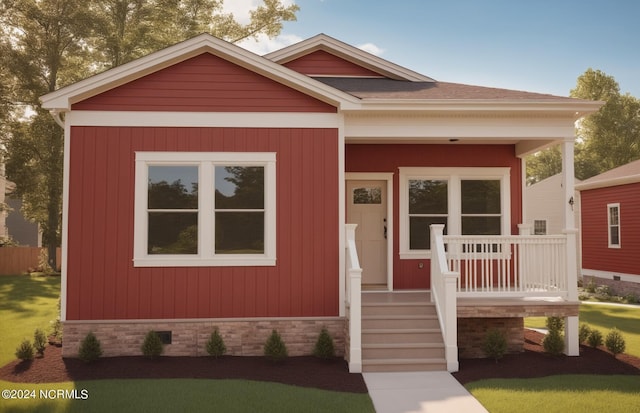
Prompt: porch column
<box><xmin>561</xmin><ymin>138</ymin><xmax>580</xmax><ymax>356</ymax></box>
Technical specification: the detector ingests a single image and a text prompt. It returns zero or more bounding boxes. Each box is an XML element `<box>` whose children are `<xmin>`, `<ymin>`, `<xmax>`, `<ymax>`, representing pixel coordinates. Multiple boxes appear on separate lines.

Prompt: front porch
<box><xmin>345</xmin><ymin>224</ymin><xmax>581</xmax><ymax>373</ymax></box>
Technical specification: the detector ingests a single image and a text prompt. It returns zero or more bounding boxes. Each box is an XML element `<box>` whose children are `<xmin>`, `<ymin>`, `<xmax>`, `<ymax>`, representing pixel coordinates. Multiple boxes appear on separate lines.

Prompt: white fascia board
<box><xmin>265</xmin><ymin>34</ymin><xmax>435</xmax><ymax>82</ymax></box>
<box><xmin>41</xmin><ymin>34</ymin><xmax>360</xmax><ymax>111</ymax></box>
<box><xmin>575</xmin><ymin>175</ymin><xmax>640</xmax><ymax>191</ymax></box>
<box><xmin>352</xmin><ymin>99</ymin><xmax>604</xmax><ymax>117</ymax></box>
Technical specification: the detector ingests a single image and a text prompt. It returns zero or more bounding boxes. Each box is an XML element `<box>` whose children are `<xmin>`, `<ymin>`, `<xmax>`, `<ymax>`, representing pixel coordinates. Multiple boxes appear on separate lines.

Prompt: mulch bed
<box><xmin>1</xmin><ymin>330</ymin><xmax>638</xmax><ymax>392</ymax></box>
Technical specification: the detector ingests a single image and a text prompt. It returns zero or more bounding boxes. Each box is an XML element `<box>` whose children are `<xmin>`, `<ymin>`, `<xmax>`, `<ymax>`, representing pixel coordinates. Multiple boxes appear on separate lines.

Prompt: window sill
<box><xmin>133</xmin><ymin>257</ymin><xmax>277</xmax><ymax>267</ymax></box>
<box><xmin>399</xmin><ymin>251</ymin><xmax>432</xmax><ymax>260</ymax></box>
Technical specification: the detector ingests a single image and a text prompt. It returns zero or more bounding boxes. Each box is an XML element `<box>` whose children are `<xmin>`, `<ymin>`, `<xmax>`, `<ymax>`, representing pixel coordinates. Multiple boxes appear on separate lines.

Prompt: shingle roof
<box><xmin>576</xmin><ymin>159</ymin><xmax>640</xmax><ymax>190</ymax></box>
<box><xmin>314</xmin><ymin>77</ymin><xmax>579</xmax><ymax>101</ymax></box>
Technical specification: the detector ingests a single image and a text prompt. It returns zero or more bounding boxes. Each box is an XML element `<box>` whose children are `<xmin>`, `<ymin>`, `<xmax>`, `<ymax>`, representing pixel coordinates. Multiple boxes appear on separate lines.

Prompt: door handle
<box><xmin>383</xmin><ymin>218</ymin><xmax>387</xmax><ymax>239</ymax></box>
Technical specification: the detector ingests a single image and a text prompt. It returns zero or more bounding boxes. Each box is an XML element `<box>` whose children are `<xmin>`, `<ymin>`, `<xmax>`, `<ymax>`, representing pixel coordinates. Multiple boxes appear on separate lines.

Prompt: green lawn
<box><xmin>524</xmin><ymin>303</ymin><xmax>640</xmax><ymax>358</ymax></box>
<box><xmin>0</xmin><ymin>379</ymin><xmax>375</xmax><ymax>413</ymax></box>
<box><xmin>0</xmin><ymin>275</ymin><xmax>61</xmax><ymax>366</ymax></box>
<box><xmin>467</xmin><ymin>375</ymin><xmax>640</xmax><ymax>413</ymax></box>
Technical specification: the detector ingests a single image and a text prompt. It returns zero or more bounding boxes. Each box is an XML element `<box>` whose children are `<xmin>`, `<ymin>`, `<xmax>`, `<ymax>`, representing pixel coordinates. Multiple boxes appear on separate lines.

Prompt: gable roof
<box><xmin>41</xmin><ymin>33</ymin><xmax>361</xmax><ymax>111</ymax></box>
<box><xmin>264</xmin><ymin>34</ymin><xmax>435</xmax><ymax>82</ymax></box>
<box><xmin>41</xmin><ymin>33</ymin><xmax>603</xmax><ymax>118</ymax></box>
<box><xmin>576</xmin><ymin>159</ymin><xmax>640</xmax><ymax>191</ymax></box>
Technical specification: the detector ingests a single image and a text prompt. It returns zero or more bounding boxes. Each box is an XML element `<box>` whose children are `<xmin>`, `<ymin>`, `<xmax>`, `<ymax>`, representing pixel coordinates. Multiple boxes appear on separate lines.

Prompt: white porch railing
<box><xmin>345</xmin><ymin>224</ymin><xmax>362</xmax><ymax>373</ymax></box>
<box><xmin>444</xmin><ymin>234</ymin><xmax>569</xmax><ymax>298</ymax></box>
<box><xmin>429</xmin><ymin>224</ymin><xmax>460</xmax><ymax>372</ymax></box>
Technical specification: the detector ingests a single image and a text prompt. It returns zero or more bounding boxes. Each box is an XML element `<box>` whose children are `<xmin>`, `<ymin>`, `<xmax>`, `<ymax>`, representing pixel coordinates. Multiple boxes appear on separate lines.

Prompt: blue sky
<box><xmin>229</xmin><ymin>0</ymin><xmax>640</xmax><ymax>98</ymax></box>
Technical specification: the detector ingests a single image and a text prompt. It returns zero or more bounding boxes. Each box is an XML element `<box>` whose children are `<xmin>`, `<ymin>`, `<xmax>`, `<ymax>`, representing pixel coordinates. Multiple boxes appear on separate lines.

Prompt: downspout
<box><xmin>49</xmin><ymin>110</ymin><xmax>65</xmax><ymax>128</ymax></box>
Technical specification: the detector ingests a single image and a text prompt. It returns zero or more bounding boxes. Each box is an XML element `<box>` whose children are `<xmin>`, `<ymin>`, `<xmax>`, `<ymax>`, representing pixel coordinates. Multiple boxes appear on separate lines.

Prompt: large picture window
<box><xmin>134</xmin><ymin>152</ymin><xmax>276</xmax><ymax>267</ymax></box>
<box><xmin>399</xmin><ymin>167</ymin><xmax>510</xmax><ymax>258</ymax></box>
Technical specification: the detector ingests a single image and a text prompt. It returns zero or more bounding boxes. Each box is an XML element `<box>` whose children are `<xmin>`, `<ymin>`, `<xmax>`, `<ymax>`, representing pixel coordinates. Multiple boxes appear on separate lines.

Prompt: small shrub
<box><xmin>78</xmin><ymin>332</ymin><xmax>103</xmax><ymax>363</ymax></box>
<box><xmin>313</xmin><ymin>327</ymin><xmax>336</xmax><ymax>360</ymax></box>
<box><xmin>585</xmin><ymin>278</ymin><xmax>597</xmax><ymax>293</ymax></box>
<box><xmin>264</xmin><ymin>329</ymin><xmax>288</xmax><ymax>362</ymax></box>
<box><xmin>33</xmin><ymin>329</ymin><xmax>48</xmax><ymax>355</ymax></box>
<box><xmin>15</xmin><ymin>339</ymin><xmax>34</xmax><ymax>361</ymax></box>
<box><xmin>141</xmin><ymin>330</ymin><xmax>164</xmax><ymax>359</ymax></box>
<box><xmin>578</xmin><ymin>323</ymin><xmax>592</xmax><ymax>344</ymax></box>
<box><xmin>482</xmin><ymin>329</ymin><xmax>508</xmax><ymax>362</ymax></box>
<box><xmin>542</xmin><ymin>329</ymin><xmax>565</xmax><ymax>356</ymax></box>
<box><xmin>206</xmin><ymin>328</ymin><xmax>227</xmax><ymax>358</ymax></box>
<box><xmin>605</xmin><ymin>328</ymin><xmax>626</xmax><ymax>357</ymax></box>
<box><xmin>595</xmin><ymin>285</ymin><xmax>613</xmax><ymax>300</ymax></box>
<box><xmin>545</xmin><ymin>316</ymin><xmax>564</xmax><ymax>333</ymax></box>
<box><xmin>623</xmin><ymin>293</ymin><xmax>639</xmax><ymax>304</ymax></box>
<box><xmin>587</xmin><ymin>329</ymin><xmax>603</xmax><ymax>348</ymax></box>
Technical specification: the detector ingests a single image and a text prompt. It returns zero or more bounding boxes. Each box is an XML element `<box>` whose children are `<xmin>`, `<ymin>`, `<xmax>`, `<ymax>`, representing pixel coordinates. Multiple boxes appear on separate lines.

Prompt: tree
<box><xmin>0</xmin><ymin>0</ymin><xmax>299</xmax><ymax>269</ymax></box>
<box><xmin>0</xmin><ymin>0</ymin><xmax>93</xmax><ymax>268</ymax></box>
<box><xmin>526</xmin><ymin>68</ymin><xmax>640</xmax><ymax>184</ymax></box>
<box><xmin>571</xmin><ymin>69</ymin><xmax>640</xmax><ymax>178</ymax></box>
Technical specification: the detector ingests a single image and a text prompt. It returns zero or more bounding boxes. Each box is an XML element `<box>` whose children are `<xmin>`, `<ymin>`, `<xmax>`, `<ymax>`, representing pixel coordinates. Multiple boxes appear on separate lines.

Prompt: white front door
<box><xmin>346</xmin><ymin>180</ymin><xmax>388</xmax><ymax>286</ymax></box>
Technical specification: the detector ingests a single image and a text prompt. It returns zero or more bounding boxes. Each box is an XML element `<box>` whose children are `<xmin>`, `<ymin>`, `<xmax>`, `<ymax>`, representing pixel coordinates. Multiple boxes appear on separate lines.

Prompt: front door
<box><xmin>346</xmin><ymin>180</ymin><xmax>387</xmax><ymax>287</ymax></box>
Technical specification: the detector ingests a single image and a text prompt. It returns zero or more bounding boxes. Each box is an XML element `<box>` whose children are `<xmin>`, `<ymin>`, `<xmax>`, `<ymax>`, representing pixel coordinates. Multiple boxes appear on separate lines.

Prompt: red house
<box><xmin>576</xmin><ymin>159</ymin><xmax>640</xmax><ymax>296</ymax></box>
<box><xmin>41</xmin><ymin>34</ymin><xmax>601</xmax><ymax>372</ymax></box>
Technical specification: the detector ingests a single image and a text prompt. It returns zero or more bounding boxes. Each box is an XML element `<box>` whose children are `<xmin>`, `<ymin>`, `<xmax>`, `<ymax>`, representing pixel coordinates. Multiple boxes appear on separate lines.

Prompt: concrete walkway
<box><xmin>364</xmin><ymin>371</ymin><xmax>488</xmax><ymax>413</ymax></box>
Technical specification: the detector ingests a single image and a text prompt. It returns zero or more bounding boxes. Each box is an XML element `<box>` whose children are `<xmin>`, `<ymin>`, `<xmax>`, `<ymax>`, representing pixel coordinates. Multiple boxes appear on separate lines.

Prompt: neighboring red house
<box><xmin>41</xmin><ymin>34</ymin><xmax>601</xmax><ymax>372</ymax></box>
<box><xmin>576</xmin><ymin>159</ymin><xmax>640</xmax><ymax>296</ymax></box>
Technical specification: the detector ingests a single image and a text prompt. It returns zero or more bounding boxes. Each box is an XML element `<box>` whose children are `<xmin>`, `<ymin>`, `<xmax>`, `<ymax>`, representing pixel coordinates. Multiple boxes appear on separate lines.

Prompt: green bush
<box><xmin>595</xmin><ymin>285</ymin><xmax>613</xmax><ymax>300</ymax></box>
<box><xmin>482</xmin><ymin>329</ymin><xmax>508</xmax><ymax>362</ymax></box>
<box><xmin>33</xmin><ymin>328</ymin><xmax>47</xmax><ymax>355</ymax></box>
<box><xmin>78</xmin><ymin>332</ymin><xmax>103</xmax><ymax>363</ymax></box>
<box><xmin>605</xmin><ymin>328</ymin><xmax>626</xmax><ymax>357</ymax></box>
<box><xmin>264</xmin><ymin>329</ymin><xmax>288</xmax><ymax>362</ymax></box>
<box><xmin>585</xmin><ymin>278</ymin><xmax>597</xmax><ymax>293</ymax></box>
<box><xmin>587</xmin><ymin>329</ymin><xmax>603</xmax><ymax>348</ymax></box>
<box><xmin>313</xmin><ymin>327</ymin><xmax>336</xmax><ymax>360</ymax></box>
<box><xmin>15</xmin><ymin>339</ymin><xmax>34</xmax><ymax>361</ymax></box>
<box><xmin>141</xmin><ymin>330</ymin><xmax>164</xmax><ymax>359</ymax></box>
<box><xmin>578</xmin><ymin>323</ymin><xmax>592</xmax><ymax>344</ymax></box>
<box><xmin>206</xmin><ymin>328</ymin><xmax>227</xmax><ymax>358</ymax></box>
<box><xmin>542</xmin><ymin>329</ymin><xmax>565</xmax><ymax>356</ymax></box>
<box><xmin>545</xmin><ymin>316</ymin><xmax>564</xmax><ymax>333</ymax></box>
<box><xmin>623</xmin><ymin>293</ymin><xmax>639</xmax><ymax>304</ymax></box>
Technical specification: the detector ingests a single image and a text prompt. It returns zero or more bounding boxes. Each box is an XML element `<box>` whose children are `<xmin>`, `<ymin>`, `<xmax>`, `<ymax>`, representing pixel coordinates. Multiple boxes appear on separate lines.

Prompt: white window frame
<box><xmin>533</xmin><ymin>219</ymin><xmax>547</xmax><ymax>235</ymax></box>
<box><xmin>399</xmin><ymin>167</ymin><xmax>510</xmax><ymax>259</ymax></box>
<box><xmin>134</xmin><ymin>152</ymin><xmax>276</xmax><ymax>267</ymax></box>
<box><xmin>607</xmin><ymin>203</ymin><xmax>621</xmax><ymax>249</ymax></box>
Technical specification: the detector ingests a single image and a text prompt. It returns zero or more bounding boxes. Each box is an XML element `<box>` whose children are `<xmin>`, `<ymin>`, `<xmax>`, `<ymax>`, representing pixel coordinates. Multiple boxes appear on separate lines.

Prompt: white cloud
<box><xmin>236</xmin><ymin>33</ymin><xmax>303</xmax><ymax>55</ymax></box>
<box><xmin>357</xmin><ymin>43</ymin><xmax>385</xmax><ymax>56</ymax></box>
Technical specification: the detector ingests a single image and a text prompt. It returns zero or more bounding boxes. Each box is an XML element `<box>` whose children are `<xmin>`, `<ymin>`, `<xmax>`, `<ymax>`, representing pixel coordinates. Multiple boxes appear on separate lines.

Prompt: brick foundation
<box><xmin>584</xmin><ymin>275</ymin><xmax>640</xmax><ymax>298</ymax></box>
<box><xmin>63</xmin><ymin>318</ymin><xmax>345</xmax><ymax>359</ymax></box>
<box><xmin>457</xmin><ymin>317</ymin><xmax>524</xmax><ymax>359</ymax></box>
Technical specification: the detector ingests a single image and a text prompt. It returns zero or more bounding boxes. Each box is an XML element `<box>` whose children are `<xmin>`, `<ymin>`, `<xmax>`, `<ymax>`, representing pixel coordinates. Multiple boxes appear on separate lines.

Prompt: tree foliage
<box><xmin>0</xmin><ymin>0</ymin><xmax>298</xmax><ymax>268</ymax></box>
<box><xmin>526</xmin><ymin>68</ymin><xmax>640</xmax><ymax>184</ymax></box>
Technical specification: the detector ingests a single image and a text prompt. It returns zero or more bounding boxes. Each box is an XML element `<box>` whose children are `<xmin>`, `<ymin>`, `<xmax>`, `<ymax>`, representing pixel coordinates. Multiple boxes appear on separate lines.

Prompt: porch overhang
<box><xmin>457</xmin><ymin>297</ymin><xmax>580</xmax><ymax>318</ymax></box>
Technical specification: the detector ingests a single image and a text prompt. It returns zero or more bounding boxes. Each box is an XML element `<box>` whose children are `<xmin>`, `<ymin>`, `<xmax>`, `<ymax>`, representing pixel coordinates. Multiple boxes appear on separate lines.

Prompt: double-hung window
<box><xmin>400</xmin><ymin>167</ymin><xmax>510</xmax><ymax>258</ymax></box>
<box><xmin>134</xmin><ymin>152</ymin><xmax>276</xmax><ymax>267</ymax></box>
<box><xmin>607</xmin><ymin>203</ymin><xmax>621</xmax><ymax>248</ymax></box>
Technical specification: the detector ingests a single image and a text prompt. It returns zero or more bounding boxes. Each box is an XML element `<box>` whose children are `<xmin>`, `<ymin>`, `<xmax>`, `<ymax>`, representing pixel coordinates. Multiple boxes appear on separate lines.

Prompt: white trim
<box><xmin>66</xmin><ymin>111</ymin><xmax>340</xmax><ymax>128</ymax></box>
<box><xmin>576</xmin><ymin>174</ymin><xmax>640</xmax><ymax>191</ymax></box>
<box><xmin>264</xmin><ymin>33</ymin><xmax>435</xmax><ymax>82</ymax></box>
<box><xmin>607</xmin><ymin>203</ymin><xmax>621</xmax><ymax>248</ymax></box>
<box><xmin>345</xmin><ymin>172</ymin><xmax>394</xmax><ymax>291</ymax></box>
<box><xmin>582</xmin><ymin>269</ymin><xmax>639</xmax><ymax>284</ymax></box>
<box><xmin>399</xmin><ymin>167</ymin><xmax>511</xmax><ymax>259</ymax></box>
<box><xmin>60</xmin><ymin>117</ymin><xmax>71</xmax><ymax>322</ymax></box>
<box><xmin>134</xmin><ymin>152</ymin><xmax>276</xmax><ymax>267</ymax></box>
<box><xmin>338</xmin><ymin>114</ymin><xmax>346</xmax><ymax>317</ymax></box>
<box><xmin>41</xmin><ymin>33</ymin><xmax>360</xmax><ymax>111</ymax></box>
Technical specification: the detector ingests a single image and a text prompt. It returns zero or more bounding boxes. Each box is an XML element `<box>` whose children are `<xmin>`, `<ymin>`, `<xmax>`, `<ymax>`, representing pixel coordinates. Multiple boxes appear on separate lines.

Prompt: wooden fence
<box><xmin>0</xmin><ymin>247</ymin><xmax>62</xmax><ymax>275</ymax></box>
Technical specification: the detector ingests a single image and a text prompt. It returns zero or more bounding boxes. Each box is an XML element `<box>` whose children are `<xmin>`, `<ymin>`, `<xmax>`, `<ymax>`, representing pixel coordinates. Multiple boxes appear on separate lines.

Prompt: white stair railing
<box><xmin>429</xmin><ymin>224</ymin><xmax>460</xmax><ymax>372</ymax></box>
<box><xmin>345</xmin><ymin>224</ymin><xmax>362</xmax><ymax>373</ymax></box>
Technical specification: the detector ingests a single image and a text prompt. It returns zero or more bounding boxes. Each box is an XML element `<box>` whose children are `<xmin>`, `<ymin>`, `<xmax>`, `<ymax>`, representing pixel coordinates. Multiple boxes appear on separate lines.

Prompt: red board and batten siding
<box><xmin>581</xmin><ymin>183</ymin><xmax>640</xmax><ymax>276</ymax></box>
<box><xmin>66</xmin><ymin>127</ymin><xmax>339</xmax><ymax>321</ymax></box>
<box><xmin>345</xmin><ymin>144</ymin><xmax>523</xmax><ymax>290</ymax></box>
<box><xmin>283</xmin><ymin>50</ymin><xmax>384</xmax><ymax>77</ymax></box>
<box><xmin>71</xmin><ymin>53</ymin><xmax>336</xmax><ymax>113</ymax></box>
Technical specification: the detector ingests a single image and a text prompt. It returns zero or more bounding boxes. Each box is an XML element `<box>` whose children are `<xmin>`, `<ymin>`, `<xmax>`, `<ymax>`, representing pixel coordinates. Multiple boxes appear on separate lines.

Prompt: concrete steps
<box><xmin>361</xmin><ymin>292</ymin><xmax>447</xmax><ymax>372</ymax></box>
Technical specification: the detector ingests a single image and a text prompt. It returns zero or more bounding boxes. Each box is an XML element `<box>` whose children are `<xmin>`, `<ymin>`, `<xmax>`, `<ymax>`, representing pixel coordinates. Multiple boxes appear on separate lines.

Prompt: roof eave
<box><xmin>264</xmin><ymin>33</ymin><xmax>435</xmax><ymax>82</ymax></box>
<box><xmin>576</xmin><ymin>175</ymin><xmax>640</xmax><ymax>191</ymax></box>
<box><xmin>41</xmin><ymin>33</ymin><xmax>360</xmax><ymax>111</ymax></box>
